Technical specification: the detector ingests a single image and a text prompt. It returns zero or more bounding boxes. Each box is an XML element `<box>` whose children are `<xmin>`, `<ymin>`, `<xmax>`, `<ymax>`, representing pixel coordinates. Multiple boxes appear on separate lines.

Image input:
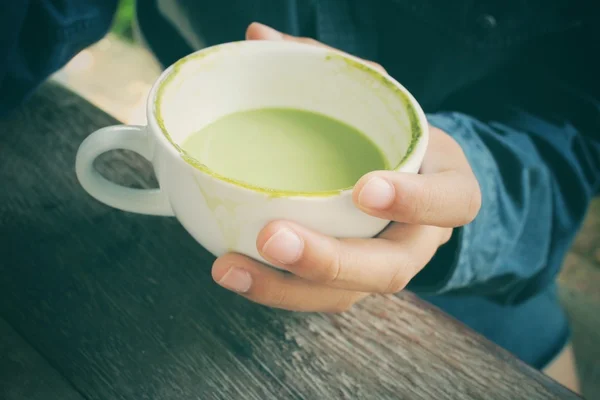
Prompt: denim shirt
<box><xmin>1</xmin><ymin>0</ymin><xmax>599</xmax><ymax>305</ymax></box>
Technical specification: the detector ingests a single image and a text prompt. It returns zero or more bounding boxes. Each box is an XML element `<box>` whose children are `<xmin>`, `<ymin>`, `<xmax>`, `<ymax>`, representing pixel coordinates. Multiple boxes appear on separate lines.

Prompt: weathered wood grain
<box><xmin>0</xmin><ymin>82</ymin><xmax>580</xmax><ymax>399</ymax></box>
<box><xmin>0</xmin><ymin>318</ymin><xmax>84</xmax><ymax>400</ymax></box>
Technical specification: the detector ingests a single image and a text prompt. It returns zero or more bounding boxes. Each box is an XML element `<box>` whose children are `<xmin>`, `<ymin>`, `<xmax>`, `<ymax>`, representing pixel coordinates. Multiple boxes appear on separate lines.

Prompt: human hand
<box><xmin>211</xmin><ymin>23</ymin><xmax>481</xmax><ymax>312</ymax></box>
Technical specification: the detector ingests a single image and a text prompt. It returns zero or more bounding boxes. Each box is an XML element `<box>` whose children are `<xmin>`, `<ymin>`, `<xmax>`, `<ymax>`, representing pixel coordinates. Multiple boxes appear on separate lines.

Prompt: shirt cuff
<box><xmin>407</xmin><ymin>112</ymin><xmax>489</xmax><ymax>295</ymax></box>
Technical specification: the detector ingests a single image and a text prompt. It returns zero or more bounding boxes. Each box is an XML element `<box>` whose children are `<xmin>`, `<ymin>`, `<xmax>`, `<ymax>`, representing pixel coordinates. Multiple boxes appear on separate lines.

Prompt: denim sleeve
<box><xmin>0</xmin><ymin>0</ymin><xmax>118</xmax><ymax>116</ymax></box>
<box><xmin>408</xmin><ymin>109</ymin><xmax>600</xmax><ymax>305</ymax></box>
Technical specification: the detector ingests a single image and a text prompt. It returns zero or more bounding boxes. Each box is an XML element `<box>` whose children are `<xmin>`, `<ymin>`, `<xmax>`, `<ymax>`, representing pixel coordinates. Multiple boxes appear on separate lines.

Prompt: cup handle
<box><xmin>75</xmin><ymin>125</ymin><xmax>174</xmax><ymax>216</ymax></box>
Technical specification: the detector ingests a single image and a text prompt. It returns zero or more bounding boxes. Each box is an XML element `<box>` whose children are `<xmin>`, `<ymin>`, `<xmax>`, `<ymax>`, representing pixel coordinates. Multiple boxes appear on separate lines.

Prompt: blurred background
<box><xmin>51</xmin><ymin>0</ymin><xmax>600</xmax><ymax>396</ymax></box>
<box><xmin>52</xmin><ymin>0</ymin><xmax>161</xmax><ymax>125</ymax></box>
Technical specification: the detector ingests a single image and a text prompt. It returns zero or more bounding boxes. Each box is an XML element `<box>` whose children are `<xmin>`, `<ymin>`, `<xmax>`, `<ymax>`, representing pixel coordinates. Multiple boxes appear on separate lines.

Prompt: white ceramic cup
<box><xmin>76</xmin><ymin>40</ymin><xmax>429</xmax><ymax>265</ymax></box>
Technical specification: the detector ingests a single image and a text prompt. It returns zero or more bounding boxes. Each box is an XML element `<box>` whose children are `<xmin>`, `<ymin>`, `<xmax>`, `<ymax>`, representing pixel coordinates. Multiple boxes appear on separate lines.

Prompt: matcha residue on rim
<box><xmin>324</xmin><ymin>52</ymin><xmax>422</xmax><ymax>167</ymax></box>
<box><xmin>153</xmin><ymin>44</ymin><xmax>422</xmax><ymax>197</ymax></box>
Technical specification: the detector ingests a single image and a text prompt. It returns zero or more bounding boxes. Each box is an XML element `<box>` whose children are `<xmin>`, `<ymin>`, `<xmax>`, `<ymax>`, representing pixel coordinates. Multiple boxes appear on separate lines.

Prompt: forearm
<box><xmin>0</xmin><ymin>0</ymin><xmax>118</xmax><ymax>116</ymax></box>
<box><xmin>409</xmin><ymin>110</ymin><xmax>600</xmax><ymax>304</ymax></box>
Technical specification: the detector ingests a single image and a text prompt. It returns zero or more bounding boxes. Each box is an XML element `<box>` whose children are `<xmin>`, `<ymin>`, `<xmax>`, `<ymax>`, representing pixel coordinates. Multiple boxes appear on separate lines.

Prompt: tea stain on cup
<box><xmin>192</xmin><ymin>175</ymin><xmax>244</xmax><ymax>251</ymax></box>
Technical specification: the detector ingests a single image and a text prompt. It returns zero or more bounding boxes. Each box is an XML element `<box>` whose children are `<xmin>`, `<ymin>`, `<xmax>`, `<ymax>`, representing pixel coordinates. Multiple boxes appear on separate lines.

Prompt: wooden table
<box><xmin>0</xmin><ymin>82</ymin><xmax>580</xmax><ymax>400</ymax></box>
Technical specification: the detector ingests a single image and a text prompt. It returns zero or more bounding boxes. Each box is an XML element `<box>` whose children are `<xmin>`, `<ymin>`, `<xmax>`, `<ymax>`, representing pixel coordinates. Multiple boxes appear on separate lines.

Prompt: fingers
<box><xmin>254</xmin><ymin>221</ymin><xmax>448</xmax><ymax>293</ymax></box>
<box><xmin>353</xmin><ymin>127</ymin><xmax>481</xmax><ymax>227</ymax></box>
<box><xmin>246</xmin><ymin>22</ymin><xmax>321</xmax><ymax>46</ymax></box>
<box><xmin>212</xmin><ymin>253</ymin><xmax>368</xmax><ymax>312</ymax></box>
<box><xmin>245</xmin><ymin>22</ymin><xmax>386</xmax><ymax>73</ymax></box>
<box><xmin>213</xmin><ymin>221</ymin><xmax>450</xmax><ymax>309</ymax></box>
<box><xmin>353</xmin><ymin>170</ymin><xmax>481</xmax><ymax>227</ymax></box>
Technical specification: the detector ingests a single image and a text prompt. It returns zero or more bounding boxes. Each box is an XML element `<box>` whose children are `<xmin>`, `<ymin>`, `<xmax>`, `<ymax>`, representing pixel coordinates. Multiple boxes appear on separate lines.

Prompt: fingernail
<box><xmin>358</xmin><ymin>177</ymin><xmax>395</xmax><ymax>210</ymax></box>
<box><xmin>251</xmin><ymin>22</ymin><xmax>284</xmax><ymax>40</ymax></box>
<box><xmin>262</xmin><ymin>227</ymin><xmax>304</xmax><ymax>264</ymax></box>
<box><xmin>218</xmin><ymin>267</ymin><xmax>252</xmax><ymax>293</ymax></box>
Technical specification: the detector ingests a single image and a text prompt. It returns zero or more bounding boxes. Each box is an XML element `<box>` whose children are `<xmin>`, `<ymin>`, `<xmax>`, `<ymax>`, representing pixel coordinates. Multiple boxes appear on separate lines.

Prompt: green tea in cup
<box><xmin>181</xmin><ymin>107</ymin><xmax>389</xmax><ymax>192</ymax></box>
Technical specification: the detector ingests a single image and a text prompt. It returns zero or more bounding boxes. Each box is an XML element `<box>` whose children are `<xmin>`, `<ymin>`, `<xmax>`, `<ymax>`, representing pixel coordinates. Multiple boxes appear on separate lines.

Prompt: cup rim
<box><xmin>146</xmin><ymin>40</ymin><xmax>428</xmax><ymax>198</ymax></box>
